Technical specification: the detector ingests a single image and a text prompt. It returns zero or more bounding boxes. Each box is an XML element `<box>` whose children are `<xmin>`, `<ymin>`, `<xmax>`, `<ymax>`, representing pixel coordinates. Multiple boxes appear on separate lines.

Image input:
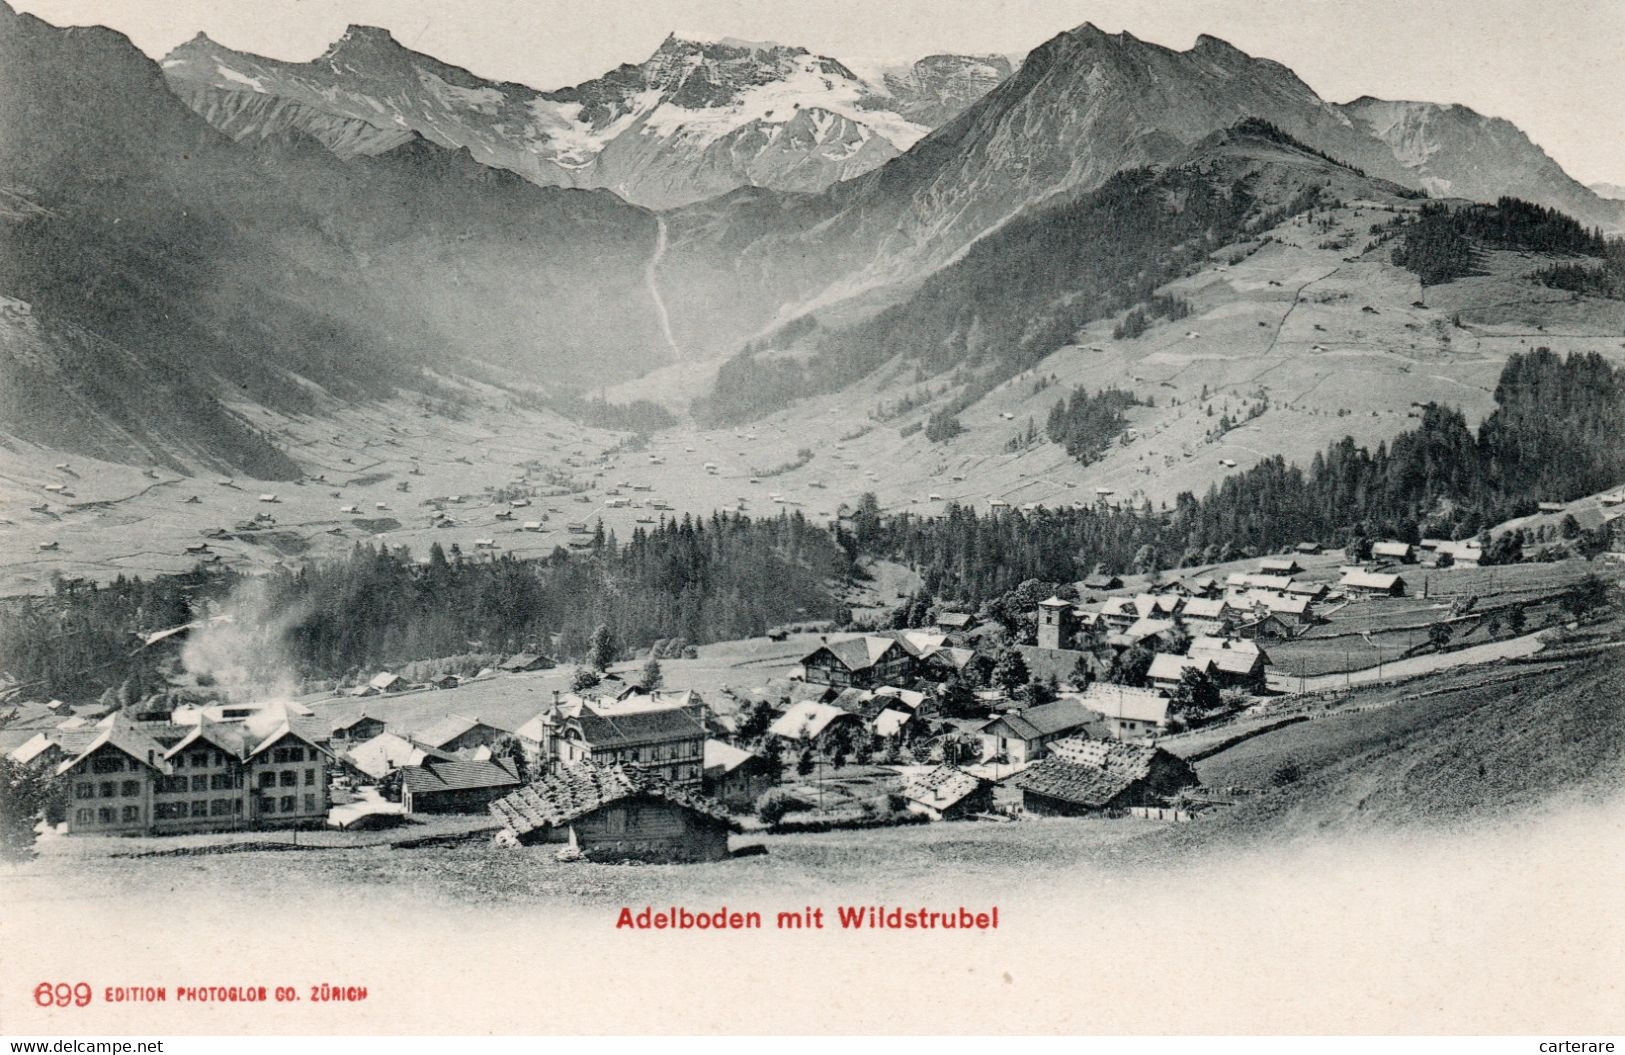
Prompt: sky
<box><xmin>12</xmin><ymin>0</ymin><xmax>1625</xmax><ymax>185</ymax></box>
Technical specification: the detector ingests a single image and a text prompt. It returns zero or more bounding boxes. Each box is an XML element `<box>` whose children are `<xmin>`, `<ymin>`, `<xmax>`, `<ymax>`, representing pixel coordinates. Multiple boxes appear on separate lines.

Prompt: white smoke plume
<box><xmin>179</xmin><ymin>577</ymin><xmax>309</xmax><ymax>705</ymax></box>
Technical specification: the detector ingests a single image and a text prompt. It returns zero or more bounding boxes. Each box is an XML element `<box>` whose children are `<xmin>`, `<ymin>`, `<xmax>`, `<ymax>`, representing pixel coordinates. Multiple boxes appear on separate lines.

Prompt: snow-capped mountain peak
<box><xmin>161</xmin><ymin>28</ymin><xmax>1012</xmax><ymax>207</ymax></box>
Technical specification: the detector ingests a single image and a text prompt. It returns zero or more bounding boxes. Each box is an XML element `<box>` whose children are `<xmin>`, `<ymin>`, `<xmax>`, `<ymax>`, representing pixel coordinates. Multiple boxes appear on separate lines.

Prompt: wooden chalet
<box><xmin>798</xmin><ymin>635</ymin><xmax>916</xmax><ymax>689</ymax></box>
<box><xmin>1011</xmin><ymin>738</ymin><xmax>1196</xmax><ymax>817</ymax></box>
<box><xmin>489</xmin><ymin>763</ymin><xmax>738</xmax><ymax>863</ymax></box>
<box><xmin>903</xmin><ymin>764</ymin><xmax>994</xmax><ymax>821</ymax></box>
<box><xmin>701</xmin><ymin>739</ymin><xmax>775</xmax><ymax>811</ymax></box>
<box><xmin>400</xmin><ymin>757</ymin><xmax>523</xmax><ymax>813</ymax></box>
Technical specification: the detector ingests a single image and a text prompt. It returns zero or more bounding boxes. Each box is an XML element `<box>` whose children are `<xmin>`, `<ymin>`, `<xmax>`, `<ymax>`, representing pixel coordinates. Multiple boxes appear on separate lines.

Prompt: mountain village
<box><xmin>7</xmin><ymin>523</ymin><xmax>1617</xmax><ymax>863</ymax></box>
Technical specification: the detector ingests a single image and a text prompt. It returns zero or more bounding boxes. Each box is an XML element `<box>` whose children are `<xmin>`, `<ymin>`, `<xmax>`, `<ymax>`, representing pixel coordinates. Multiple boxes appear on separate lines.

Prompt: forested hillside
<box><xmin>0</xmin><ymin>512</ymin><xmax>846</xmax><ymax>701</ymax></box>
<box><xmin>1390</xmin><ymin>197</ymin><xmax>1621</xmax><ymax>287</ymax></box>
<box><xmin>854</xmin><ymin>349</ymin><xmax>1625</xmax><ymax>599</ymax></box>
<box><xmin>697</xmin><ymin>135</ymin><xmax>1335</xmax><ymax>424</ymax></box>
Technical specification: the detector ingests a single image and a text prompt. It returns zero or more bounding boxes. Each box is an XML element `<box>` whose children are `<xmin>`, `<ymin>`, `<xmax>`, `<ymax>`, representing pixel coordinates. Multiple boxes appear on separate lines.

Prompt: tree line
<box><xmin>0</xmin><ymin>511</ymin><xmax>848</xmax><ymax>702</ymax></box>
<box><xmin>852</xmin><ymin>348</ymin><xmax>1625</xmax><ymax>601</ymax></box>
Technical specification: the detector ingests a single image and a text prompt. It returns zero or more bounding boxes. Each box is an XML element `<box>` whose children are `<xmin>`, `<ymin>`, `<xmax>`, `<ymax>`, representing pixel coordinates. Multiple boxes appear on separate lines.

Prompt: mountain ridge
<box><xmin>161</xmin><ymin>24</ymin><xmax>1011</xmax><ymax>208</ymax></box>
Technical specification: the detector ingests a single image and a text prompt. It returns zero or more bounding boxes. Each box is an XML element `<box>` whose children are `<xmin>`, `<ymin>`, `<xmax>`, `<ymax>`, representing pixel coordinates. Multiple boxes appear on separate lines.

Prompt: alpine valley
<box><xmin>0</xmin><ymin>1</ymin><xmax>1622</xmax><ymax>593</ymax></box>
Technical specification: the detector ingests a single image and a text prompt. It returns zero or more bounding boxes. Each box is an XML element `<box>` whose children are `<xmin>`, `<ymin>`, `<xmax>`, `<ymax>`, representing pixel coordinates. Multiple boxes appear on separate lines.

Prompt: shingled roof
<box><xmin>564</xmin><ymin>704</ymin><xmax>707</xmax><ymax>750</ymax></box>
<box><xmin>489</xmin><ymin>763</ymin><xmax>737</xmax><ymax>836</ymax></box>
<box><xmin>903</xmin><ymin>764</ymin><xmax>990</xmax><ymax>812</ymax></box>
<box><xmin>400</xmin><ymin>758</ymin><xmax>521</xmax><ymax>796</ymax></box>
<box><xmin>804</xmin><ymin>635</ymin><xmax>905</xmax><ymax>672</ymax></box>
<box><xmin>1012</xmin><ymin>738</ymin><xmax>1191</xmax><ymax>808</ymax></box>
<box><xmin>1012</xmin><ymin>756</ymin><xmax>1139</xmax><ymax>808</ymax></box>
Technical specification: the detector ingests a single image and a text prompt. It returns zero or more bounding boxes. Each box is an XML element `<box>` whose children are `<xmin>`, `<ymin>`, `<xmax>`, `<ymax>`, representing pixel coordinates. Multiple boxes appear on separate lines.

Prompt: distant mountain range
<box><xmin>1592</xmin><ymin>182</ymin><xmax>1625</xmax><ymax>202</ymax></box>
<box><xmin>3</xmin><ymin>0</ymin><xmax>1622</xmax><ymax>474</ymax></box>
<box><xmin>162</xmin><ymin>27</ymin><xmax>1011</xmax><ymax>208</ymax></box>
<box><xmin>654</xmin><ymin>24</ymin><xmax>1624</xmax><ymax>359</ymax></box>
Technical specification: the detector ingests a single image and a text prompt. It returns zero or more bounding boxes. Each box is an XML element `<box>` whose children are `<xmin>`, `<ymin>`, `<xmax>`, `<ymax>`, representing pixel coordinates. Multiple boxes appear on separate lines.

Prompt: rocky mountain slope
<box><xmin>1340</xmin><ymin>96</ymin><xmax>1625</xmax><ymax>231</ymax></box>
<box><xmin>161</xmin><ymin>29</ymin><xmax>1010</xmax><ymax>209</ymax></box>
<box><xmin>0</xmin><ymin>2</ymin><xmax>669</xmax><ymax>475</ymax></box>
<box><xmin>655</xmin><ymin>23</ymin><xmax>1625</xmax><ymax>361</ymax></box>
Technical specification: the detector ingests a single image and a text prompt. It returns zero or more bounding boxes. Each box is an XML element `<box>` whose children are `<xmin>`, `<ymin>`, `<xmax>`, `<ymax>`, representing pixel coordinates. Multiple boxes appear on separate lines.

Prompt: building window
<box><xmin>174</xmin><ymin>754</ymin><xmax>184</xmax><ymax>769</ymax></box>
<box><xmin>191</xmin><ymin>801</ymin><xmax>209</xmax><ymax>817</ymax></box>
<box><xmin>91</xmin><ymin>755</ymin><xmax>122</xmax><ymax>774</ymax></box>
<box><xmin>120</xmin><ymin>780</ymin><xmax>140</xmax><ymax>796</ymax></box>
<box><xmin>279</xmin><ymin>770</ymin><xmax>296</xmax><ymax>787</ymax></box>
<box><xmin>99</xmin><ymin>781</ymin><xmax>115</xmax><ymax>798</ymax></box>
<box><xmin>96</xmin><ymin>807</ymin><xmax>114</xmax><ymax>824</ymax></box>
<box><xmin>75</xmin><ymin>808</ymin><xmax>92</xmax><ymax>824</ymax></box>
<box><xmin>279</xmin><ymin>795</ymin><xmax>296</xmax><ymax>813</ymax></box>
<box><xmin>118</xmin><ymin>804</ymin><xmax>137</xmax><ymax>822</ymax></box>
<box><xmin>304</xmin><ymin>769</ymin><xmax>316</xmax><ymax>786</ymax></box>
<box><xmin>211</xmin><ymin>799</ymin><xmax>231</xmax><ymax>817</ymax></box>
<box><xmin>75</xmin><ymin>783</ymin><xmax>94</xmax><ymax>800</ymax></box>
<box><xmin>233</xmin><ymin>799</ymin><xmax>243</xmax><ymax>814</ymax></box>
<box><xmin>192</xmin><ymin>752</ymin><xmax>211</xmax><ymax>769</ymax></box>
<box><xmin>210</xmin><ymin>773</ymin><xmax>231</xmax><ymax>791</ymax></box>
<box><xmin>304</xmin><ymin>794</ymin><xmax>316</xmax><ymax>813</ymax></box>
<box><xmin>191</xmin><ymin>775</ymin><xmax>208</xmax><ymax>792</ymax></box>
<box><xmin>260</xmin><ymin>796</ymin><xmax>276</xmax><ymax>814</ymax></box>
<box><xmin>259</xmin><ymin>772</ymin><xmax>276</xmax><ymax>789</ymax></box>
<box><xmin>288</xmin><ymin>747</ymin><xmax>304</xmax><ymax>763</ymax></box>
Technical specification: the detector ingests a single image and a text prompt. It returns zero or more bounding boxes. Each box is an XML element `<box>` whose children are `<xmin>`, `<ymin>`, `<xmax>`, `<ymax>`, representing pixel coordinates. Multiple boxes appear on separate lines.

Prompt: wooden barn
<box><xmin>701</xmin><ymin>739</ymin><xmax>776</xmax><ymax>811</ymax></box>
<box><xmin>400</xmin><ymin>758</ymin><xmax>522</xmax><ymax>814</ymax></box>
<box><xmin>489</xmin><ymin>763</ymin><xmax>738</xmax><ymax>863</ymax></box>
<box><xmin>903</xmin><ymin>764</ymin><xmax>995</xmax><ymax>821</ymax></box>
<box><xmin>1011</xmin><ymin>738</ymin><xmax>1197</xmax><ymax>817</ymax></box>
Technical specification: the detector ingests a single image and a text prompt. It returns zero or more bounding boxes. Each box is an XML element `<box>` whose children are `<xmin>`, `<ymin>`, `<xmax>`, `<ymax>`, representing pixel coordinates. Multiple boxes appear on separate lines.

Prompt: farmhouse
<box><xmin>1245</xmin><ymin>591</ymin><xmax>1315</xmax><ymax>625</ymax></box>
<box><xmin>922</xmin><ymin>646</ymin><xmax>980</xmax><ymax>679</ymax></box>
<box><xmin>1187</xmin><ymin>636</ymin><xmax>1270</xmax><ymax>692</ymax></box>
<box><xmin>798</xmin><ymin>635</ymin><xmax>916</xmax><ymax>689</ymax></box>
<box><xmin>1011</xmin><ymin>738</ymin><xmax>1197</xmax><ymax>817</ymax></box>
<box><xmin>766</xmin><ymin>701</ymin><xmax>864</xmax><ymax>750</ymax></box>
<box><xmin>1258</xmin><ymin>557</ymin><xmax>1302</xmax><ymax>575</ymax></box>
<box><xmin>1078</xmin><ymin>684</ymin><xmax>1172</xmax><ymax>739</ymax></box>
<box><xmin>489</xmin><ymin>763</ymin><xmax>737</xmax><ymax>863</ymax></box>
<box><xmin>330</xmin><ymin>713</ymin><xmax>386</xmax><ymax>743</ymax></box>
<box><xmin>701</xmin><ymin>739</ymin><xmax>775</xmax><ymax>811</ymax></box>
<box><xmin>352</xmin><ymin>671</ymin><xmax>405</xmax><ymax>697</ymax></box>
<box><xmin>1235</xmin><ymin>612</ymin><xmax>1294</xmax><ymax>641</ymax></box>
<box><xmin>341</xmin><ymin>732</ymin><xmax>457</xmax><ymax>782</ymax></box>
<box><xmin>903</xmin><ymin>765</ymin><xmax>995</xmax><ymax>821</ymax></box>
<box><xmin>1227</xmin><ymin>572</ymin><xmax>1296</xmax><ymax>596</ymax></box>
<box><xmin>1372</xmin><ymin>541</ymin><xmax>1416</xmax><ymax>563</ymax></box>
<box><xmin>410</xmin><ymin>714</ymin><xmax>514</xmax><ymax>755</ymax></box>
<box><xmin>498</xmin><ymin>652</ymin><xmax>554</xmax><ymax>673</ymax></box>
<box><xmin>1340</xmin><ymin>569</ymin><xmax>1408</xmax><ymax>597</ymax></box>
<box><xmin>871</xmin><ymin>707</ymin><xmax>923</xmax><ymax>741</ymax></box>
<box><xmin>400</xmin><ymin>758</ymin><xmax>523</xmax><ymax>813</ymax></box>
<box><xmin>1147</xmin><ymin>653</ymin><xmax>1216</xmax><ymax>695</ymax></box>
<box><xmin>1081</xmin><ymin>572</ymin><xmax>1123</xmax><ymax>591</ymax></box>
<box><xmin>7</xmin><ymin>729</ymin><xmax>95</xmax><ymax>769</ymax></box>
<box><xmin>935</xmin><ymin>611</ymin><xmax>978</xmax><ymax>635</ymax></box>
<box><xmin>976</xmin><ymin>697</ymin><xmax>1098</xmax><ymax>764</ymax></box>
<box><xmin>874</xmin><ymin>685</ymin><xmax>933</xmax><ymax>715</ymax></box>
<box><xmin>1097</xmin><ymin>596</ymin><xmax>1140</xmax><ymax>631</ymax></box>
<box><xmin>555</xmin><ymin>703</ymin><xmax>708</xmax><ymax>787</ymax></box>
<box><xmin>1179</xmin><ymin>596</ymin><xmax>1236</xmax><ymax>635</ymax></box>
